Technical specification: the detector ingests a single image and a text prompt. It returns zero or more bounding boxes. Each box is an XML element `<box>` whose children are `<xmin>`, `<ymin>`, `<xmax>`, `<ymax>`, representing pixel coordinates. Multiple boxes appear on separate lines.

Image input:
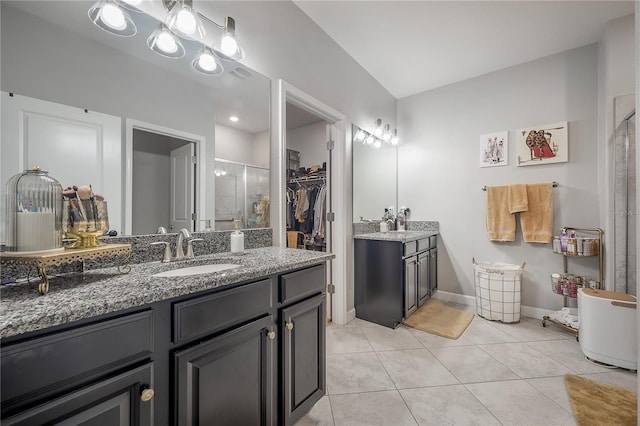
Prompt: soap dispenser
<box><xmin>230</xmin><ymin>219</ymin><xmax>244</xmax><ymax>253</ymax></box>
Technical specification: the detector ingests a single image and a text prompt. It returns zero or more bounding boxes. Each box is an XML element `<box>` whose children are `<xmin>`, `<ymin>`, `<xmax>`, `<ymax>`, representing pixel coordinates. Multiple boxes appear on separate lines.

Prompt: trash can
<box><xmin>473</xmin><ymin>258</ymin><xmax>525</xmax><ymax>323</ymax></box>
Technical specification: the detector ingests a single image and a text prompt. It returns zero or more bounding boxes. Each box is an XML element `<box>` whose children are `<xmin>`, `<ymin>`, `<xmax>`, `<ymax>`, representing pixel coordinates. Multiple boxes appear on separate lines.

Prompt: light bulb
<box><xmin>156</xmin><ymin>31</ymin><xmax>178</xmax><ymax>53</ymax></box>
<box><xmin>391</xmin><ymin>129</ymin><xmax>399</xmax><ymax>145</ymax></box>
<box><xmin>355</xmin><ymin>129</ymin><xmax>366</xmax><ymax>141</ymax></box>
<box><xmin>101</xmin><ymin>3</ymin><xmax>126</xmax><ymax>30</ymax></box>
<box><xmin>176</xmin><ymin>8</ymin><xmax>196</xmax><ymax>34</ymax></box>
<box><xmin>221</xmin><ymin>170</ymin><xmax>227</xmax><ymax>175</ymax></box>
<box><xmin>198</xmin><ymin>52</ymin><xmax>218</xmax><ymax>72</ymax></box>
<box><xmin>229</xmin><ymin>116</ymin><xmax>239</xmax><ymax>122</ymax></box>
<box><xmin>221</xmin><ymin>34</ymin><xmax>238</xmax><ymax>56</ymax></box>
<box><xmin>365</xmin><ymin>135</ymin><xmax>374</xmax><ymax>145</ymax></box>
<box><xmin>373</xmin><ymin>140</ymin><xmax>382</xmax><ymax>148</ymax></box>
<box><xmin>382</xmin><ymin>124</ymin><xmax>391</xmax><ymax>141</ymax></box>
<box><xmin>373</xmin><ymin>118</ymin><xmax>383</xmax><ymax>137</ymax></box>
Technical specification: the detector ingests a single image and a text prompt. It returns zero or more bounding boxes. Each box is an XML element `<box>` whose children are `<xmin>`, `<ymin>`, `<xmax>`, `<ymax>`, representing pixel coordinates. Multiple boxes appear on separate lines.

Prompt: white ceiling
<box><xmin>294</xmin><ymin>1</ymin><xmax>635</xmax><ymax>99</ymax></box>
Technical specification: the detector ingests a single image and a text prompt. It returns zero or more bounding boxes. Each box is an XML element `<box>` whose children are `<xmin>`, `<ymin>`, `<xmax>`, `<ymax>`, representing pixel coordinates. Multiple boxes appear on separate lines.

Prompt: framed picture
<box><xmin>516</xmin><ymin>121</ymin><xmax>568</xmax><ymax>166</ymax></box>
<box><xmin>480</xmin><ymin>131</ymin><xmax>508</xmax><ymax>168</ymax></box>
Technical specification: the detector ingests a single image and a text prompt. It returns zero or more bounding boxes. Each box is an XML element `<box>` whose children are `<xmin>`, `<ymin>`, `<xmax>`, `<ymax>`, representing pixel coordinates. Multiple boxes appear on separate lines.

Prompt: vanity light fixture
<box><xmin>147</xmin><ymin>24</ymin><xmax>185</xmax><ymax>58</ymax></box>
<box><xmin>373</xmin><ymin>118</ymin><xmax>384</xmax><ymax>138</ymax></box>
<box><xmin>382</xmin><ymin>124</ymin><xmax>392</xmax><ymax>142</ymax></box>
<box><xmin>390</xmin><ymin>129</ymin><xmax>399</xmax><ymax>145</ymax></box>
<box><xmin>164</xmin><ymin>0</ymin><xmax>206</xmax><ymax>41</ymax></box>
<box><xmin>192</xmin><ymin>47</ymin><xmax>224</xmax><ymax>75</ymax></box>
<box><xmin>213</xmin><ymin>17</ymin><xmax>245</xmax><ymax>61</ymax></box>
<box><xmin>88</xmin><ymin>0</ymin><xmax>137</xmax><ymax>37</ymax></box>
<box><xmin>354</xmin><ymin>129</ymin><xmax>366</xmax><ymax>141</ymax></box>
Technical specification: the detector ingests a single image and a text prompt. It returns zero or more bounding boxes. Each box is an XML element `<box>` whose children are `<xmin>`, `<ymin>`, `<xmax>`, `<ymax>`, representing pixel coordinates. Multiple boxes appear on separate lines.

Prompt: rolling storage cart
<box><xmin>542</xmin><ymin>227</ymin><xmax>603</xmax><ymax>339</ymax></box>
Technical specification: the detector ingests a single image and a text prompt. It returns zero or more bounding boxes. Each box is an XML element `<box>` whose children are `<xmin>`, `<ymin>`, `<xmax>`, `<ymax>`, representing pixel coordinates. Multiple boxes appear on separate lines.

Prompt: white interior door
<box><xmin>0</xmin><ymin>92</ymin><xmax>121</xmax><ymax>241</ymax></box>
<box><xmin>170</xmin><ymin>143</ymin><xmax>195</xmax><ymax>232</ymax></box>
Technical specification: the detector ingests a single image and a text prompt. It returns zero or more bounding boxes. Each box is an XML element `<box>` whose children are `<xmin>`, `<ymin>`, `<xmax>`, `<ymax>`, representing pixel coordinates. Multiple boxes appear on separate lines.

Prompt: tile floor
<box><xmin>295</xmin><ymin>300</ymin><xmax>637</xmax><ymax>426</ymax></box>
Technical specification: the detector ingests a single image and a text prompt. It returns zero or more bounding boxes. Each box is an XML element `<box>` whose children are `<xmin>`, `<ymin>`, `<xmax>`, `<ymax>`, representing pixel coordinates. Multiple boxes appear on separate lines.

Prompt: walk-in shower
<box><xmin>613</xmin><ymin>94</ymin><xmax>636</xmax><ymax>295</ymax></box>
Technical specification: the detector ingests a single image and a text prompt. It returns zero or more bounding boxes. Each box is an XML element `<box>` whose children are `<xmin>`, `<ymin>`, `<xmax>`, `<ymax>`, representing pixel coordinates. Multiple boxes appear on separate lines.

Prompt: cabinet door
<box><xmin>417</xmin><ymin>251</ymin><xmax>430</xmax><ymax>307</ymax></box>
<box><xmin>2</xmin><ymin>363</ymin><xmax>153</xmax><ymax>426</ymax></box>
<box><xmin>281</xmin><ymin>294</ymin><xmax>326</xmax><ymax>426</ymax></box>
<box><xmin>174</xmin><ymin>316</ymin><xmax>275</xmax><ymax>426</ymax></box>
<box><xmin>404</xmin><ymin>256</ymin><xmax>418</xmax><ymax>318</ymax></box>
<box><xmin>429</xmin><ymin>248</ymin><xmax>438</xmax><ymax>295</ymax></box>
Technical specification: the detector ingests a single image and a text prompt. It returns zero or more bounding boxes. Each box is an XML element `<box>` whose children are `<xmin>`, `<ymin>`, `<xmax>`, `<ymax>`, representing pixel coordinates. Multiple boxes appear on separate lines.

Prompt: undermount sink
<box><xmin>152</xmin><ymin>263</ymin><xmax>241</xmax><ymax>278</ymax></box>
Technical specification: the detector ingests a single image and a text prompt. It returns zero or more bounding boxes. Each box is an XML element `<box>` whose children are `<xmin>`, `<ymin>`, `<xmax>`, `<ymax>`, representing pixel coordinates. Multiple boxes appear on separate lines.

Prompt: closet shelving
<box><xmin>542</xmin><ymin>227</ymin><xmax>603</xmax><ymax>338</ymax></box>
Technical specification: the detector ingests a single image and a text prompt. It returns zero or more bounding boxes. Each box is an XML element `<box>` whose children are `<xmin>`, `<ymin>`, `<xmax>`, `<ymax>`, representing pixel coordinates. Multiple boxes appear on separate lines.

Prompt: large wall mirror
<box><xmin>352</xmin><ymin>124</ymin><xmax>397</xmax><ymax>223</ymax></box>
<box><xmin>0</xmin><ymin>1</ymin><xmax>270</xmax><ymax>236</ymax></box>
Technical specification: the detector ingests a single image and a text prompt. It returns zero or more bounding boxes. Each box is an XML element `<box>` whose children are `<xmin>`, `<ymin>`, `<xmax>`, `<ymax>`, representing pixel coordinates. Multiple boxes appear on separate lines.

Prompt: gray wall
<box><xmin>287</xmin><ymin>122</ymin><xmax>329</xmax><ymax>169</ymax></box>
<box><xmin>398</xmin><ymin>44</ymin><xmax>600</xmax><ymax>311</ymax></box>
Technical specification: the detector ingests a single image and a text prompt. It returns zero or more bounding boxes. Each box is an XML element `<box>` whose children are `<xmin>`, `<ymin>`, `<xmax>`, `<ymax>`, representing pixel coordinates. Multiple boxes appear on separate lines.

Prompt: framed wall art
<box><xmin>479</xmin><ymin>131</ymin><xmax>508</xmax><ymax>168</ymax></box>
<box><xmin>516</xmin><ymin>121</ymin><xmax>568</xmax><ymax>166</ymax></box>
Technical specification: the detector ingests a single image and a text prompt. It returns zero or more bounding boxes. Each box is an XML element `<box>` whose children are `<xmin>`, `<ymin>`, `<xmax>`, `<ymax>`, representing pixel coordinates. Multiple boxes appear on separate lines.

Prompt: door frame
<box><xmin>271</xmin><ymin>80</ymin><xmax>349</xmax><ymax>325</ymax></box>
<box><xmin>124</xmin><ymin>119</ymin><xmax>206</xmax><ymax>235</ymax></box>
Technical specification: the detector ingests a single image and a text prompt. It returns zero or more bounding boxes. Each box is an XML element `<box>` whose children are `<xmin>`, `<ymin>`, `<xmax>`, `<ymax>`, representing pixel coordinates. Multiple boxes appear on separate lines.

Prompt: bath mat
<box><xmin>403</xmin><ymin>302</ymin><xmax>474</xmax><ymax>339</ymax></box>
<box><xmin>565</xmin><ymin>374</ymin><xmax>637</xmax><ymax>425</ymax></box>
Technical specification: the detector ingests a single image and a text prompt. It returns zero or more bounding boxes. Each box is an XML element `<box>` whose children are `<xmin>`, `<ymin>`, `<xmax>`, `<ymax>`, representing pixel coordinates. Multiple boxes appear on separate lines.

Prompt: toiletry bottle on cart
<box><xmin>231</xmin><ymin>220</ymin><xmax>244</xmax><ymax>253</ymax></box>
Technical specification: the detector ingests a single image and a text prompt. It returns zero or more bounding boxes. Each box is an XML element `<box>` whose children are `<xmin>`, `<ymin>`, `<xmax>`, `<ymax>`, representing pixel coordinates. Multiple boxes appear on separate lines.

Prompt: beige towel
<box><xmin>520</xmin><ymin>183</ymin><xmax>554</xmax><ymax>243</ymax></box>
<box><xmin>508</xmin><ymin>184</ymin><xmax>528</xmax><ymax>213</ymax></box>
<box><xmin>486</xmin><ymin>185</ymin><xmax>515</xmax><ymax>241</ymax></box>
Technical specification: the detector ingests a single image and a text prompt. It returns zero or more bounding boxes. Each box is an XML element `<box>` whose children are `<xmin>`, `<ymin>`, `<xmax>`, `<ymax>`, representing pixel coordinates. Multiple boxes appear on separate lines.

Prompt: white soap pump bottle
<box><xmin>230</xmin><ymin>219</ymin><xmax>244</xmax><ymax>253</ymax></box>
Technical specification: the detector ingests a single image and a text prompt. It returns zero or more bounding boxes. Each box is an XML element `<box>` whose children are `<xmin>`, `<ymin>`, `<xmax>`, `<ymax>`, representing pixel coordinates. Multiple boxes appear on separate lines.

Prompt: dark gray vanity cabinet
<box><xmin>174</xmin><ymin>315</ymin><xmax>276</xmax><ymax>426</ymax></box>
<box><xmin>355</xmin><ymin>235</ymin><xmax>438</xmax><ymax>328</ymax></box>
<box><xmin>1</xmin><ymin>262</ymin><xmax>328</xmax><ymax>426</ymax></box>
<box><xmin>279</xmin><ymin>265</ymin><xmax>327</xmax><ymax>426</ymax></box>
<box><xmin>1</xmin><ymin>310</ymin><xmax>155</xmax><ymax>425</ymax></box>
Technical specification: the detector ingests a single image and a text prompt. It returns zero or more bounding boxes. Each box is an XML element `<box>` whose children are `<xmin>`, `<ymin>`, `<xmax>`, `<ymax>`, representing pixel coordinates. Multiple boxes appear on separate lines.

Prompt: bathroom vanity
<box><xmin>354</xmin><ymin>231</ymin><xmax>438</xmax><ymax>328</ymax></box>
<box><xmin>0</xmin><ymin>247</ymin><xmax>332</xmax><ymax>426</ymax></box>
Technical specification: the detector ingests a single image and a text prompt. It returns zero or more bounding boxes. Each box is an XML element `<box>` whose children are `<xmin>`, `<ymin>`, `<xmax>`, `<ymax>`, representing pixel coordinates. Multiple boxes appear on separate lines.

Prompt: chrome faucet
<box><xmin>151</xmin><ymin>228</ymin><xmax>203</xmax><ymax>263</ymax></box>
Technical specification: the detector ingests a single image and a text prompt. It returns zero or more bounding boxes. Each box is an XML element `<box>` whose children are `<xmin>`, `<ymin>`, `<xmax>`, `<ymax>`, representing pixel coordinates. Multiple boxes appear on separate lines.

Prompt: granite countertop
<box><xmin>354</xmin><ymin>230</ymin><xmax>438</xmax><ymax>242</ymax></box>
<box><xmin>0</xmin><ymin>247</ymin><xmax>334</xmax><ymax>339</ymax></box>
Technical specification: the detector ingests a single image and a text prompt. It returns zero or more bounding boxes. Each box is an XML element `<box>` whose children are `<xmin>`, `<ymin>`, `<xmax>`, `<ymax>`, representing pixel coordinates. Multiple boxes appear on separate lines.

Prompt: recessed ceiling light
<box><xmin>229</xmin><ymin>116</ymin><xmax>239</xmax><ymax>122</ymax></box>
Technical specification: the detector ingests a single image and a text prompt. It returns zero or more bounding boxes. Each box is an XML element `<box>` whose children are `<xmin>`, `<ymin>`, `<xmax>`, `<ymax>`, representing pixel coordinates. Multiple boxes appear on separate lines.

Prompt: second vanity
<box><xmin>0</xmin><ymin>246</ymin><xmax>333</xmax><ymax>426</ymax></box>
<box><xmin>354</xmin><ymin>230</ymin><xmax>438</xmax><ymax>328</ymax></box>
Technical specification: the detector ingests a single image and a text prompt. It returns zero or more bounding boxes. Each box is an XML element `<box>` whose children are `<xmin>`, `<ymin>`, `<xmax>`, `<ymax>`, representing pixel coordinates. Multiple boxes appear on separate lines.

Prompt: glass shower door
<box><xmin>215</xmin><ymin>161</ymin><xmax>245</xmax><ymax>230</ymax></box>
<box><xmin>246</xmin><ymin>166</ymin><xmax>270</xmax><ymax>228</ymax></box>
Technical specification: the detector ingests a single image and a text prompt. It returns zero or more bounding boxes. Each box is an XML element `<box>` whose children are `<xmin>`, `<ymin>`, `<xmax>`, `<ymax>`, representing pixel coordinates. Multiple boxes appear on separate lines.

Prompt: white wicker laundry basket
<box><xmin>473</xmin><ymin>258</ymin><xmax>524</xmax><ymax>323</ymax></box>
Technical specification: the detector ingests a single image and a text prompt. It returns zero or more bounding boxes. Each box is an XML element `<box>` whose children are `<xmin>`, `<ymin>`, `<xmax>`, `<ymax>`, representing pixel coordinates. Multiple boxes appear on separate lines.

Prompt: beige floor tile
<box><xmin>480</xmin><ymin>342</ymin><xmax>574</xmax><ymax>378</ymax></box>
<box><xmin>462</xmin><ymin>317</ymin><xmax>520</xmax><ymax>344</ymax></box>
<box><xmin>488</xmin><ymin>317</ymin><xmax>570</xmax><ymax>342</ymax></box>
<box><xmin>327</xmin><ymin>324</ymin><xmax>374</xmax><ymax>354</ymax></box>
<box><xmin>400</xmin><ymin>385</ymin><xmax>500</xmax><ymax>425</ymax></box>
<box><xmin>581</xmin><ymin>370</ymin><xmax>638</xmax><ymax>392</ymax></box>
<box><xmin>430</xmin><ymin>346</ymin><xmax>519</xmax><ymax>383</ymax></box>
<box><xmin>330</xmin><ymin>391</ymin><xmax>417</xmax><ymax>426</ymax></box>
<box><xmin>326</xmin><ymin>352</ymin><xmax>395</xmax><ymax>395</ymax></box>
<box><xmin>527</xmin><ymin>376</ymin><xmax>573</xmax><ymax>411</ymax></box>
<box><xmin>377</xmin><ymin>349</ymin><xmax>459</xmax><ymax>388</ymax></box>
<box><xmin>527</xmin><ymin>339</ymin><xmax>612</xmax><ymax>374</ymax></box>
<box><xmin>465</xmin><ymin>380</ymin><xmax>576</xmax><ymax>425</ymax></box>
<box><xmin>294</xmin><ymin>396</ymin><xmax>335</xmax><ymax>426</ymax></box>
<box><xmin>359</xmin><ymin>323</ymin><xmax>423</xmax><ymax>351</ymax></box>
<box><xmin>407</xmin><ymin>327</ymin><xmax>474</xmax><ymax>348</ymax></box>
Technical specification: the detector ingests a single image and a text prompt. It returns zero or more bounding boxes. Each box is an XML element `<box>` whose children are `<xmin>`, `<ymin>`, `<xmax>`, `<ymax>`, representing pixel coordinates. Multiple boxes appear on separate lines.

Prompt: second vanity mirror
<box><xmin>0</xmin><ymin>1</ymin><xmax>270</xmax><ymax>236</ymax></box>
<box><xmin>352</xmin><ymin>124</ymin><xmax>398</xmax><ymax>223</ymax></box>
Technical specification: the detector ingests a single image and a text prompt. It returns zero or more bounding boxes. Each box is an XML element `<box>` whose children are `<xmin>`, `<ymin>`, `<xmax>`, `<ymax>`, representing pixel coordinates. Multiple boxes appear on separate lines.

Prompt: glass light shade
<box><xmin>382</xmin><ymin>124</ymin><xmax>392</xmax><ymax>141</ymax></box>
<box><xmin>373</xmin><ymin>118</ymin><xmax>383</xmax><ymax>137</ymax></box>
<box><xmin>191</xmin><ymin>48</ymin><xmax>224</xmax><ymax>75</ymax></box>
<box><xmin>364</xmin><ymin>135</ymin><xmax>374</xmax><ymax>145</ymax></box>
<box><xmin>165</xmin><ymin>2</ymin><xmax>205</xmax><ymax>40</ymax></box>
<box><xmin>147</xmin><ymin>25</ymin><xmax>185</xmax><ymax>58</ymax></box>
<box><xmin>391</xmin><ymin>129</ymin><xmax>399</xmax><ymax>145</ymax></box>
<box><xmin>354</xmin><ymin>129</ymin><xmax>366</xmax><ymax>141</ymax></box>
<box><xmin>88</xmin><ymin>0</ymin><xmax>137</xmax><ymax>37</ymax></box>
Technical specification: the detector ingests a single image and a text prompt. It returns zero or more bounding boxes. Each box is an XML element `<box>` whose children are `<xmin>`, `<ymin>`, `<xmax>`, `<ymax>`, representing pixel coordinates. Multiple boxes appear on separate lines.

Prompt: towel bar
<box><xmin>482</xmin><ymin>181</ymin><xmax>559</xmax><ymax>191</ymax></box>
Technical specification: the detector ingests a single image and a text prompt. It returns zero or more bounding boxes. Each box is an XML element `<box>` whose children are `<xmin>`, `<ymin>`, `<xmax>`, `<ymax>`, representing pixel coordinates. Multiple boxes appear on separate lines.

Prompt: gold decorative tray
<box><xmin>0</xmin><ymin>244</ymin><xmax>131</xmax><ymax>295</ymax></box>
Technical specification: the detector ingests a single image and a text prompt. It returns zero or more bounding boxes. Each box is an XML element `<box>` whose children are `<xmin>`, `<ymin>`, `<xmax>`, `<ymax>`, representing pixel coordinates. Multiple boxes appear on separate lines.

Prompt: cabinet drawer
<box><xmin>417</xmin><ymin>238</ymin><xmax>430</xmax><ymax>252</ymax></box>
<box><xmin>1</xmin><ymin>310</ymin><xmax>153</xmax><ymax>412</ymax></box>
<box><xmin>173</xmin><ymin>279</ymin><xmax>273</xmax><ymax>344</ymax></box>
<box><xmin>279</xmin><ymin>264</ymin><xmax>325</xmax><ymax>305</ymax></box>
<box><xmin>404</xmin><ymin>241</ymin><xmax>417</xmax><ymax>256</ymax></box>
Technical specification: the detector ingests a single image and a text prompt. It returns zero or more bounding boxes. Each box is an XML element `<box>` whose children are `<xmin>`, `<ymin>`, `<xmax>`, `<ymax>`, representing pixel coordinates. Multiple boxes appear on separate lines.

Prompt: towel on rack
<box><xmin>508</xmin><ymin>184</ymin><xmax>528</xmax><ymax>213</ymax></box>
<box><xmin>486</xmin><ymin>185</ymin><xmax>515</xmax><ymax>241</ymax></box>
<box><xmin>520</xmin><ymin>183</ymin><xmax>554</xmax><ymax>243</ymax></box>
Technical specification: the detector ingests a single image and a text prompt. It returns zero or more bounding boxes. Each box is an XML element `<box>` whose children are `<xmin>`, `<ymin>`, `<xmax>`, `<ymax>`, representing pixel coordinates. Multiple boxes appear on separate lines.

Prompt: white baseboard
<box><xmin>433</xmin><ymin>290</ymin><xmax>556</xmax><ymax>320</ymax></box>
<box><xmin>333</xmin><ymin>308</ymin><xmax>356</xmax><ymax>325</ymax></box>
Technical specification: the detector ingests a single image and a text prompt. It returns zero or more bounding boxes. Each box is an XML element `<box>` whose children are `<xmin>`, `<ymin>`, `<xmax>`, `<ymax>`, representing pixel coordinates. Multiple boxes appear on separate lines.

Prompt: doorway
<box><xmin>272</xmin><ymin>81</ymin><xmax>348</xmax><ymax>325</ymax></box>
<box><xmin>124</xmin><ymin>119</ymin><xmax>206</xmax><ymax>235</ymax></box>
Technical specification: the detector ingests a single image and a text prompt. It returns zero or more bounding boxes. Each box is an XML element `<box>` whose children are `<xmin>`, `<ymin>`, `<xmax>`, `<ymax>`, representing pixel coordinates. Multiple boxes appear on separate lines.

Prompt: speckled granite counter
<box><xmin>0</xmin><ymin>247</ymin><xmax>334</xmax><ymax>339</ymax></box>
<box><xmin>353</xmin><ymin>230</ymin><xmax>438</xmax><ymax>243</ymax></box>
